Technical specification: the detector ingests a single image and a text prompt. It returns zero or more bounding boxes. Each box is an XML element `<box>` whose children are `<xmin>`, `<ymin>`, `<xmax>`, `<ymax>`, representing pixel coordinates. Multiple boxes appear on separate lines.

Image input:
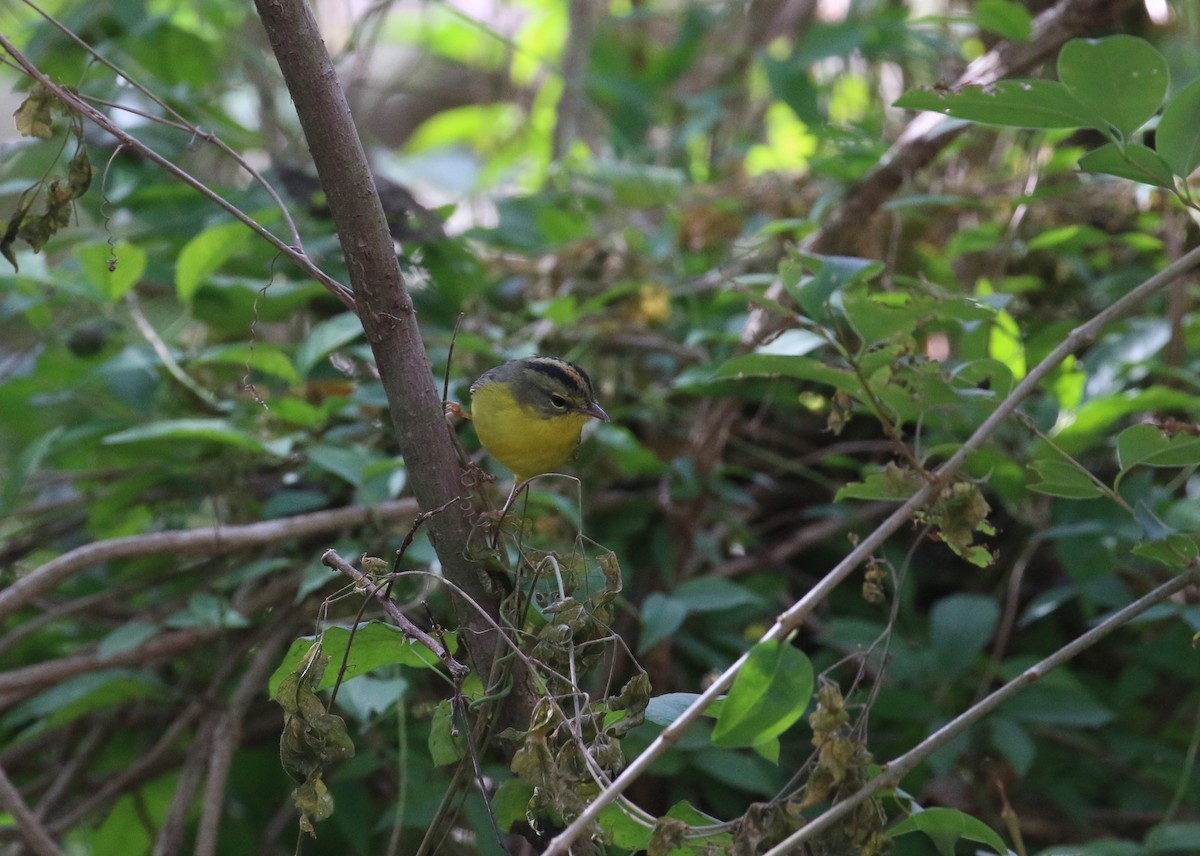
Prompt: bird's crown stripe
<box><xmin>526</xmin><ymin>357</ymin><xmax>593</xmax><ymax>396</ymax></box>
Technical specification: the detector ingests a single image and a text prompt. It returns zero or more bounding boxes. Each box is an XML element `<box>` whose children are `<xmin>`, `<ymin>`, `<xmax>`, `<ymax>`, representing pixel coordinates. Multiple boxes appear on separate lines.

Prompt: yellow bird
<box><xmin>469</xmin><ymin>356</ymin><xmax>609</xmax><ymax>482</ymax></box>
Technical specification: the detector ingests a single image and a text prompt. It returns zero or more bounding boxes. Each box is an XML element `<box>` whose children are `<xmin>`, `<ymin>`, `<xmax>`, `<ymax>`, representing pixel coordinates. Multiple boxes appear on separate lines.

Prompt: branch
<box><xmin>194</xmin><ymin>626</ymin><xmax>295</xmax><ymax>856</ymax></box>
<box><xmin>763</xmin><ymin>564</ymin><xmax>1200</xmax><ymax>854</ymax></box>
<box><xmin>0</xmin><ymin>499</ymin><xmax>419</xmax><ymax>621</ymax></box>
<box><xmin>544</xmin><ymin>241</ymin><xmax>1200</xmax><ymax>855</ymax></box>
<box><xmin>0</xmin><ymin>764</ymin><xmax>63</xmax><ymax>856</ymax></box>
<box><xmin>252</xmin><ymin>0</ymin><xmax>529</xmax><ymax>731</ymax></box>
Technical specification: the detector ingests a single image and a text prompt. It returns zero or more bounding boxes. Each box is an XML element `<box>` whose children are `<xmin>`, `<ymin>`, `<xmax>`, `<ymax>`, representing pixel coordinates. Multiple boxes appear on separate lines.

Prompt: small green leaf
<box><xmin>428</xmin><ymin>698</ymin><xmax>464</xmax><ymax>765</ymax></box>
<box><xmin>75</xmin><ymin>241</ymin><xmax>147</xmax><ymax>301</ymax></box>
<box><xmin>1133</xmin><ymin>533</ymin><xmax>1199</xmax><ymax>569</ymax></box>
<box><xmin>1057</xmin><ymin>36</ymin><xmax>1168</xmax><ymax>137</ymax></box>
<box><xmin>1145</xmin><ymin>821</ymin><xmax>1200</xmax><ymax>853</ymax></box>
<box><xmin>645</xmin><ymin>693</ymin><xmax>710</xmax><ymax>726</ymax></box>
<box><xmin>194</xmin><ymin>343</ymin><xmax>299</xmax><ymax>384</ymax></box>
<box><xmin>638</xmin><ymin>593</ymin><xmax>688</xmax><ymax>654</ymax></box>
<box><xmin>712</xmin><ymin>639</ymin><xmax>813</xmax><ymax>748</ymax></box>
<box><xmin>929</xmin><ymin>594</ymin><xmax>1000</xmax><ymax>680</ymax></box>
<box><xmin>1079</xmin><ymin>143</ymin><xmax>1176</xmax><ymax>189</ymax></box>
<box><xmin>102</xmin><ymin>418</ymin><xmax>270</xmax><ymax>452</ymax></box>
<box><xmin>1156</xmin><ymin>77</ymin><xmax>1200</xmax><ymax>178</ymax></box>
<box><xmin>835</xmin><ymin>463</ymin><xmax>925</xmax><ymax>501</ymax></box>
<box><xmin>974</xmin><ymin>0</ymin><xmax>1031</xmax><ymax>40</ymax></box>
<box><xmin>671</xmin><ymin>578</ymin><xmax>765</xmax><ymax>613</ymax></box>
<box><xmin>889</xmin><ymin>807</ymin><xmax>1008</xmax><ymax>855</ymax></box>
<box><xmin>176</xmin><ymin>220</ymin><xmax>251</xmax><ymax>301</ymax></box>
<box><xmin>715</xmin><ymin>353</ymin><xmax>860</xmax><ymax>395</ymax></box>
<box><xmin>268</xmin><ymin>622</ymin><xmax>455</xmax><ymax>698</ymax></box>
<box><xmin>895</xmin><ymin>80</ymin><xmax>1099</xmax><ymax>129</ymax></box>
<box><xmin>1027</xmin><ymin>460</ymin><xmax>1104</xmax><ymax>499</ymax></box>
<box><xmin>1117</xmin><ymin>423</ymin><xmax>1200</xmax><ymax>470</ymax></box>
<box><xmin>295</xmin><ymin>313</ymin><xmax>365</xmax><ymax>378</ymax></box>
<box><xmin>491</xmin><ymin>778</ymin><xmax>534</xmax><ymax>832</ymax></box>
<box><xmin>783</xmin><ymin>253</ymin><xmax>883</xmax><ymax>320</ymax></box>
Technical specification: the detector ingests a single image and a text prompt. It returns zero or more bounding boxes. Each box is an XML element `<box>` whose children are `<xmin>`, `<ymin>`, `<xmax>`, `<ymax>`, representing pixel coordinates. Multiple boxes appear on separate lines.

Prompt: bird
<box><xmin>468</xmin><ymin>356</ymin><xmax>609</xmax><ymax>483</ymax></box>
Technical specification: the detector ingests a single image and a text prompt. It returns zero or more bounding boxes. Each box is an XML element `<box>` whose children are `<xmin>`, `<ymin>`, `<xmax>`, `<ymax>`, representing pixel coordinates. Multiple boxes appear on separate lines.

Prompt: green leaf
<box><xmin>638</xmin><ymin>592</ymin><xmax>688</xmax><ymax>654</ymax></box>
<box><xmin>1133</xmin><ymin>533</ymin><xmax>1199</xmax><ymax>568</ymax></box>
<box><xmin>194</xmin><ymin>343</ymin><xmax>299</xmax><ymax>384</ymax></box>
<box><xmin>782</xmin><ymin>253</ymin><xmax>883</xmax><ymax>320</ymax></box>
<box><xmin>888</xmin><ymin>807</ymin><xmax>1008</xmax><ymax>855</ymax></box>
<box><xmin>295</xmin><ymin>313</ymin><xmax>365</xmax><ymax>378</ymax></box>
<box><xmin>4</xmin><ymin>670</ymin><xmax>167</xmax><ymax>738</ymax></box>
<box><xmin>1156</xmin><ymin>77</ymin><xmax>1200</xmax><ymax>178</ymax></box>
<box><xmin>894</xmin><ymin>80</ymin><xmax>1099</xmax><ymax>129</ymax></box>
<box><xmin>715</xmin><ymin>354</ymin><xmax>860</xmax><ymax>396</ymax></box>
<box><xmin>671</xmin><ymin>578</ymin><xmax>765</xmax><ymax>613</ymax></box>
<box><xmin>645</xmin><ymin>692</ymin><xmax>710</xmax><ymax>726</ymax></box>
<box><xmin>102</xmin><ymin>418</ymin><xmax>271</xmax><ymax>452</ymax></box>
<box><xmin>1117</xmin><ymin>423</ymin><xmax>1200</xmax><ymax>470</ymax></box>
<box><xmin>1078</xmin><ymin>143</ymin><xmax>1176</xmax><ymax>189</ymax></box>
<box><xmin>998</xmin><ymin>661</ymin><xmax>1114</xmax><ymax>727</ymax></box>
<box><xmin>1145</xmin><ymin>822</ymin><xmax>1200</xmax><ymax>853</ymax></box>
<box><xmin>75</xmin><ymin>241</ymin><xmax>147</xmax><ymax>301</ymax></box>
<box><xmin>974</xmin><ymin>0</ymin><xmax>1031</xmax><ymax>40</ymax></box>
<box><xmin>306</xmin><ymin>443</ymin><xmax>384</xmax><ymax>487</ymax></box>
<box><xmin>835</xmin><ymin>463</ymin><xmax>925</xmax><ymax>501</ymax></box>
<box><xmin>428</xmin><ymin>698</ymin><xmax>464</xmax><ymax>765</ymax></box>
<box><xmin>712</xmin><ymin>639</ymin><xmax>813</xmax><ymax>748</ymax></box>
<box><xmin>1057</xmin><ymin>36</ymin><xmax>1168</xmax><ymax>137</ymax></box>
<box><xmin>3</xmin><ymin>425</ymin><xmax>63</xmax><ymax>512</ymax></box>
<box><xmin>929</xmin><ymin>594</ymin><xmax>1000</xmax><ymax>680</ymax></box>
<box><xmin>1027</xmin><ymin>459</ymin><xmax>1104</xmax><ymax>499</ymax></box>
<box><xmin>267</xmin><ymin>622</ymin><xmax>455</xmax><ymax>698</ymax></box>
<box><xmin>175</xmin><ymin>220</ymin><xmax>251</xmax><ymax>302</ymax></box>
<box><xmin>492</xmin><ymin>778</ymin><xmax>534</xmax><ymax>832</ymax></box>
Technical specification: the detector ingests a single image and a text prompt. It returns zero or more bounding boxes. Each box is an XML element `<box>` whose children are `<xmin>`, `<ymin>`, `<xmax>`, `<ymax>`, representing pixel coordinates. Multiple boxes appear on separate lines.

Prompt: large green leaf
<box><xmin>1057</xmin><ymin>36</ymin><xmax>1168</xmax><ymax>137</ymax></box>
<box><xmin>268</xmin><ymin>622</ymin><xmax>456</xmax><ymax>698</ymax></box>
<box><xmin>175</xmin><ymin>220</ymin><xmax>252</xmax><ymax>302</ymax></box>
<box><xmin>1078</xmin><ymin>143</ymin><xmax>1175</xmax><ymax>189</ymax></box>
<box><xmin>889</xmin><ymin>807</ymin><xmax>1008</xmax><ymax>856</ymax></box>
<box><xmin>75</xmin><ymin>241</ymin><xmax>147</xmax><ymax>301</ymax></box>
<box><xmin>712</xmin><ymin>639</ymin><xmax>813</xmax><ymax>748</ymax></box>
<box><xmin>894</xmin><ymin>80</ymin><xmax>1099</xmax><ymax>129</ymax></box>
<box><xmin>1117</xmin><ymin>423</ymin><xmax>1200</xmax><ymax>471</ymax></box>
<box><xmin>929</xmin><ymin>594</ymin><xmax>1000</xmax><ymax>680</ymax></box>
<box><xmin>1156</xmin><ymin>76</ymin><xmax>1200</xmax><ymax>178</ymax></box>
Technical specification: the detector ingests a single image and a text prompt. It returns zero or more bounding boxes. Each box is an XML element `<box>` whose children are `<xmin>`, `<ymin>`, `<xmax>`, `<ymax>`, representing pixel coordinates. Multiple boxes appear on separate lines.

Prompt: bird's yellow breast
<box><xmin>471</xmin><ymin>382</ymin><xmax>591</xmax><ymax>481</ymax></box>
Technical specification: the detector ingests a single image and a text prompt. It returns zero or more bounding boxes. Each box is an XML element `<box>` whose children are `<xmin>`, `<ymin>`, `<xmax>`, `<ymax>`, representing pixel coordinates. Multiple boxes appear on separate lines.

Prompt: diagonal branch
<box><xmin>252</xmin><ymin>0</ymin><xmax>534</xmax><ymax>734</ymax></box>
<box><xmin>762</xmin><ymin>563</ymin><xmax>1200</xmax><ymax>854</ymax></box>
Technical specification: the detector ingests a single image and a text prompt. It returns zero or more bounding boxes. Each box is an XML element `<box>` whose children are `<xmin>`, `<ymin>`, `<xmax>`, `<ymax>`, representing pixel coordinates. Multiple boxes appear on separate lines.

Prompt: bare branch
<box><xmin>0</xmin><ymin>499</ymin><xmax>419</xmax><ymax>621</ymax></box>
<box><xmin>0</xmin><ymin>764</ymin><xmax>64</xmax><ymax>856</ymax></box>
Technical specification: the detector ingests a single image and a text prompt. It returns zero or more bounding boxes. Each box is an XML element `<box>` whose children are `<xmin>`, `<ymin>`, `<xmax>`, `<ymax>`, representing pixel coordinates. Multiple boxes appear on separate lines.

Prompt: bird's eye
<box><xmin>549</xmin><ymin>393</ymin><xmax>568</xmax><ymax>409</ymax></box>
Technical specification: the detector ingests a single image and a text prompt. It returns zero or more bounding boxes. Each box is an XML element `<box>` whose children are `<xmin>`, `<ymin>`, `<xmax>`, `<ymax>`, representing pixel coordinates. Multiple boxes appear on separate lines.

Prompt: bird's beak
<box><xmin>582</xmin><ymin>401</ymin><xmax>610</xmax><ymax>422</ymax></box>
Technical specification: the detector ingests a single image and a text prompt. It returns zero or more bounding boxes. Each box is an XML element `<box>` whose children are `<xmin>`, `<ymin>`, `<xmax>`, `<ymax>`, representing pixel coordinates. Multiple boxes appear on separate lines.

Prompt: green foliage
<box><xmin>2</xmin><ymin>4</ymin><xmax>1200</xmax><ymax>856</ymax></box>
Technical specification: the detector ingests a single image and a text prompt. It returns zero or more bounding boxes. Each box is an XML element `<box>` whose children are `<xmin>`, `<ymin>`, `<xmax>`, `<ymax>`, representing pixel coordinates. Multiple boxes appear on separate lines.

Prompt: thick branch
<box><xmin>251</xmin><ymin>0</ymin><xmax>527</xmax><ymax>729</ymax></box>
